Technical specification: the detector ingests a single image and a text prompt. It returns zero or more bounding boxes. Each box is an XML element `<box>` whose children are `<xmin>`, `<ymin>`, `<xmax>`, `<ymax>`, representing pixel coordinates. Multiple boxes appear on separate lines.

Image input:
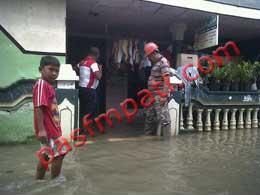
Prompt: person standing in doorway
<box><xmin>74</xmin><ymin>47</ymin><xmax>102</xmax><ymax>134</ymax></box>
<box><xmin>143</xmin><ymin>42</ymin><xmax>171</xmax><ymax>138</ymax></box>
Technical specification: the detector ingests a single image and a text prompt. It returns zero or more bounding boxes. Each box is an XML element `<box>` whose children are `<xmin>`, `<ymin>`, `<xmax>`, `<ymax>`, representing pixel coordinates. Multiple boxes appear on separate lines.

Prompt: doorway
<box><xmin>66</xmin><ymin>35</ymin><xmax>107</xmax><ymax>114</ymax></box>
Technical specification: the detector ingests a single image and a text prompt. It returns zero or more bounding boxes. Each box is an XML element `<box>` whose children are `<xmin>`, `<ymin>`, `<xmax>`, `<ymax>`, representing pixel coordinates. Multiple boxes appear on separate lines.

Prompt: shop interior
<box><xmin>66</xmin><ymin>0</ymin><xmax>260</xmax><ymax>138</ymax></box>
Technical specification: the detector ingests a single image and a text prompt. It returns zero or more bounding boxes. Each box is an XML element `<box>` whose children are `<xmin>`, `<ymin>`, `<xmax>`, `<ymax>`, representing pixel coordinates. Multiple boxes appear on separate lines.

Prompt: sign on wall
<box><xmin>194</xmin><ymin>15</ymin><xmax>219</xmax><ymax>51</ymax></box>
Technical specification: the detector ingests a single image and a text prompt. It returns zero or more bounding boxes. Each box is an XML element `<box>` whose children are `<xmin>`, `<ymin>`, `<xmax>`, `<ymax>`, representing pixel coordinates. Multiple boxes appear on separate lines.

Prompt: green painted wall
<box><xmin>0</xmin><ymin>30</ymin><xmax>66</xmax><ymax>144</ymax></box>
<box><xmin>0</xmin><ymin>30</ymin><xmax>65</xmax><ymax>88</ymax></box>
<box><xmin>0</xmin><ymin>103</ymin><xmax>34</xmax><ymax>144</ymax></box>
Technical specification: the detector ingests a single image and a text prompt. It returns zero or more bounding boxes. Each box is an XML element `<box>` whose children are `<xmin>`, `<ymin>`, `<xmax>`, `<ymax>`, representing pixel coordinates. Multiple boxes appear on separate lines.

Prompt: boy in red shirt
<box><xmin>33</xmin><ymin>56</ymin><xmax>65</xmax><ymax>179</ymax></box>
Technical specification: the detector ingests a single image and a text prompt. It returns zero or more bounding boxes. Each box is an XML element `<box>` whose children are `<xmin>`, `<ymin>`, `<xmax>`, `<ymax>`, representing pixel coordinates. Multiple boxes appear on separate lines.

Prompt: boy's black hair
<box><xmin>40</xmin><ymin>56</ymin><xmax>60</xmax><ymax>68</ymax></box>
<box><xmin>88</xmin><ymin>47</ymin><xmax>100</xmax><ymax>57</ymax></box>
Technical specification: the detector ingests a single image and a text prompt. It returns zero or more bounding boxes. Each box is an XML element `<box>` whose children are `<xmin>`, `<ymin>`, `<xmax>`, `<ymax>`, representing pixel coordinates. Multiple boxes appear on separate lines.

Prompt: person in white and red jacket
<box><xmin>73</xmin><ymin>47</ymin><xmax>102</xmax><ymax>134</ymax></box>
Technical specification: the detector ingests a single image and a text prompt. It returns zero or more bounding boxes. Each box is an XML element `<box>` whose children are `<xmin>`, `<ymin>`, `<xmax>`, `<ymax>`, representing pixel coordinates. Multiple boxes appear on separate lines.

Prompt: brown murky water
<box><xmin>0</xmin><ymin>129</ymin><xmax>260</xmax><ymax>195</ymax></box>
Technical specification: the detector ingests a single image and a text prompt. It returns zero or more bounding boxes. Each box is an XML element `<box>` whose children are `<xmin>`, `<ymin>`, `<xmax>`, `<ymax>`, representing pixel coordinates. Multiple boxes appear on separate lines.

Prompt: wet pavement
<box><xmin>0</xmin><ymin>128</ymin><xmax>260</xmax><ymax>195</ymax></box>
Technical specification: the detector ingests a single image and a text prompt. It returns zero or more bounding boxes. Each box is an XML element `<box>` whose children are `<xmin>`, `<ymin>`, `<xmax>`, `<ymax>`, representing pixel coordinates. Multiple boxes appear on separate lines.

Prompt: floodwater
<box><xmin>0</xmin><ymin>128</ymin><xmax>260</xmax><ymax>195</ymax></box>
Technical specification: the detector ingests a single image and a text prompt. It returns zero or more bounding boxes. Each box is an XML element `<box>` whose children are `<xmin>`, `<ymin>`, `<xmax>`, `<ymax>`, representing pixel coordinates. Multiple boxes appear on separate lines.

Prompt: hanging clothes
<box><xmin>122</xmin><ymin>39</ymin><xmax>129</xmax><ymax>62</ymax></box>
<box><xmin>116</xmin><ymin>40</ymin><xmax>124</xmax><ymax>67</ymax></box>
<box><xmin>128</xmin><ymin>39</ymin><xmax>133</xmax><ymax>65</ymax></box>
<box><xmin>137</xmin><ymin>40</ymin><xmax>145</xmax><ymax>64</ymax></box>
<box><xmin>112</xmin><ymin>40</ymin><xmax>119</xmax><ymax>63</ymax></box>
<box><xmin>133</xmin><ymin>40</ymin><xmax>140</xmax><ymax>64</ymax></box>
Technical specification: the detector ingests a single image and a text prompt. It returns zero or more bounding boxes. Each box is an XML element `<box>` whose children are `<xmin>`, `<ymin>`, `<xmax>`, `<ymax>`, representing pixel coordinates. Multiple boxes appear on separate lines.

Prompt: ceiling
<box><xmin>67</xmin><ymin>0</ymin><xmax>260</xmax><ymax>42</ymax></box>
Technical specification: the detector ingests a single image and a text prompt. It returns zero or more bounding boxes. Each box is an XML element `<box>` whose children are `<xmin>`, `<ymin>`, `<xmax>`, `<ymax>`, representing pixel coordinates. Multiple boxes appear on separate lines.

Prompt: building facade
<box><xmin>1</xmin><ymin>0</ymin><xmax>260</xmax><ymax>143</ymax></box>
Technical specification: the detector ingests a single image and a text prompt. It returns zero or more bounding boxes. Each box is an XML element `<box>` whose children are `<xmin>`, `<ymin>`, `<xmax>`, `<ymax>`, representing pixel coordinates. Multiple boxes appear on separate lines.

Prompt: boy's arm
<box><xmin>36</xmin><ymin>107</ymin><xmax>48</xmax><ymax>144</ymax></box>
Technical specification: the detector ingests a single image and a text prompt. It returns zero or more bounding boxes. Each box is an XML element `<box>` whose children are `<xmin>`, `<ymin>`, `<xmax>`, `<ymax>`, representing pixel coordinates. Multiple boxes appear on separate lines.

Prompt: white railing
<box><xmin>179</xmin><ymin>103</ymin><xmax>260</xmax><ymax>131</ymax></box>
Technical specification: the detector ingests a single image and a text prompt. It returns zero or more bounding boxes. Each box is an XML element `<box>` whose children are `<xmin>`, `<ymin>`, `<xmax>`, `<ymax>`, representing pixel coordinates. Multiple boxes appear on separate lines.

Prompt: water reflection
<box><xmin>0</xmin><ymin>129</ymin><xmax>260</xmax><ymax>195</ymax></box>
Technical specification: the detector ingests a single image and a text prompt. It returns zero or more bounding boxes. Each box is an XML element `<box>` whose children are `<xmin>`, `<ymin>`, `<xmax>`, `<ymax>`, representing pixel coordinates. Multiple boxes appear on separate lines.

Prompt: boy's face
<box><xmin>40</xmin><ymin>64</ymin><xmax>60</xmax><ymax>83</ymax></box>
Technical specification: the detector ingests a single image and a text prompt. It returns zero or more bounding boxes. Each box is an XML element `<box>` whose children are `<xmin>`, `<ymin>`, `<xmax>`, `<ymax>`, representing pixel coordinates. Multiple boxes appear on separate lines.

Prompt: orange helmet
<box><xmin>144</xmin><ymin>42</ymin><xmax>159</xmax><ymax>57</ymax></box>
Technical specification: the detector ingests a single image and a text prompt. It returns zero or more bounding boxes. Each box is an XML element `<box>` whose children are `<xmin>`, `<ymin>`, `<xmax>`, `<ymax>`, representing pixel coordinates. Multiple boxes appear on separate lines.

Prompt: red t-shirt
<box><xmin>33</xmin><ymin>79</ymin><xmax>62</xmax><ymax>139</ymax></box>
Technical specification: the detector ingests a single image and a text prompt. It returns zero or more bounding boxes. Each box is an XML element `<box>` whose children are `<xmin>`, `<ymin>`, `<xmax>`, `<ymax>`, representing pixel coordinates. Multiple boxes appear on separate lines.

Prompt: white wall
<box><xmin>207</xmin><ymin>0</ymin><xmax>260</xmax><ymax>9</ymax></box>
<box><xmin>0</xmin><ymin>0</ymin><xmax>66</xmax><ymax>53</ymax></box>
<box><xmin>145</xmin><ymin>0</ymin><xmax>260</xmax><ymax>20</ymax></box>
